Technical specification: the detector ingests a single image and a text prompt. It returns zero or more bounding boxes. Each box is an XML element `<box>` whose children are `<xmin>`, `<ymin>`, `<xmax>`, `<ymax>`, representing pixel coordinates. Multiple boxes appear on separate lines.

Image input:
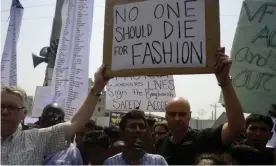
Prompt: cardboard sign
<box><xmin>106</xmin><ymin>76</ymin><xmax>176</xmax><ymax>112</ymax></box>
<box><xmin>219</xmin><ymin>0</ymin><xmax>276</xmax><ymax>116</ymax></box>
<box><xmin>103</xmin><ymin>0</ymin><xmax>220</xmax><ymax>77</ymax></box>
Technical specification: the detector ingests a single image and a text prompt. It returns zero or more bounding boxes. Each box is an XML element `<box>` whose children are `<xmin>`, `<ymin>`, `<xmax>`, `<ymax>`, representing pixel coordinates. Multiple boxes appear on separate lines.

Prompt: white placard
<box><xmin>51</xmin><ymin>0</ymin><xmax>94</xmax><ymax>120</ymax></box>
<box><xmin>1</xmin><ymin>2</ymin><xmax>23</xmax><ymax>86</ymax></box>
<box><xmin>106</xmin><ymin>76</ymin><xmax>176</xmax><ymax>112</ymax></box>
<box><xmin>31</xmin><ymin>86</ymin><xmax>52</xmax><ymax>117</ymax></box>
<box><xmin>111</xmin><ymin>0</ymin><xmax>206</xmax><ymax>71</ymax></box>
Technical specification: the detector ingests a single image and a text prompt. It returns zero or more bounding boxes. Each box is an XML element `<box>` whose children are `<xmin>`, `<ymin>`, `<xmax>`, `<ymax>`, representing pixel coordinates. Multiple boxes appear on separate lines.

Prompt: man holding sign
<box><xmin>1</xmin><ymin>65</ymin><xmax>109</xmax><ymax>165</ymax></box>
<box><xmin>156</xmin><ymin>48</ymin><xmax>245</xmax><ymax>165</ymax></box>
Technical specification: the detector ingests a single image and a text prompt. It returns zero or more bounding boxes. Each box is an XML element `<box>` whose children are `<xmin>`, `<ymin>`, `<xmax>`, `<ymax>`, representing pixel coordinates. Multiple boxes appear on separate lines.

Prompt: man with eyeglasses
<box><xmin>155</xmin><ymin>47</ymin><xmax>246</xmax><ymax>165</ymax></box>
<box><xmin>1</xmin><ymin>65</ymin><xmax>110</xmax><ymax>165</ymax></box>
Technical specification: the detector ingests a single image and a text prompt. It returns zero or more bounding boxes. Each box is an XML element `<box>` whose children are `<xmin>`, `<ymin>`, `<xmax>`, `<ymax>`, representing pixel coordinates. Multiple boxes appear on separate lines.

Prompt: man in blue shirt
<box><xmin>104</xmin><ymin>110</ymin><xmax>167</xmax><ymax>165</ymax></box>
<box><xmin>37</xmin><ymin>103</ymin><xmax>83</xmax><ymax>165</ymax></box>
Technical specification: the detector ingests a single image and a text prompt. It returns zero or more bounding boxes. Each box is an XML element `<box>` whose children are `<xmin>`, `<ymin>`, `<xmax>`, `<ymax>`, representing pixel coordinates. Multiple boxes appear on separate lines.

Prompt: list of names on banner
<box><xmin>106</xmin><ymin>76</ymin><xmax>176</xmax><ymax>112</ymax></box>
<box><xmin>51</xmin><ymin>0</ymin><xmax>94</xmax><ymax>120</ymax></box>
<box><xmin>1</xmin><ymin>3</ymin><xmax>23</xmax><ymax>86</ymax></box>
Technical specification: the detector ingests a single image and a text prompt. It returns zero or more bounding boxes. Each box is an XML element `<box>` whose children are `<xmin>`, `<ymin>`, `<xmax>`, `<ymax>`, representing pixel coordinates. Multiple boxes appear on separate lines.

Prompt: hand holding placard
<box><xmin>214</xmin><ymin>47</ymin><xmax>232</xmax><ymax>86</ymax></box>
<box><xmin>93</xmin><ymin>65</ymin><xmax>111</xmax><ymax>92</ymax></box>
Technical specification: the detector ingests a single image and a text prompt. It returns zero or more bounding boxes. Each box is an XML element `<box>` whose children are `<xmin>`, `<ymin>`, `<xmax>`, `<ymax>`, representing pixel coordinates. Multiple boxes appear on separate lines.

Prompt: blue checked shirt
<box><xmin>103</xmin><ymin>152</ymin><xmax>168</xmax><ymax>165</ymax></box>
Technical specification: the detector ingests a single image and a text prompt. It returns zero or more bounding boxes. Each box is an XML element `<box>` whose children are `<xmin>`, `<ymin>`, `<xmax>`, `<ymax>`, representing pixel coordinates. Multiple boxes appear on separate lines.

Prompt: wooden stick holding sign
<box><xmin>103</xmin><ymin>0</ymin><xmax>220</xmax><ymax>77</ymax></box>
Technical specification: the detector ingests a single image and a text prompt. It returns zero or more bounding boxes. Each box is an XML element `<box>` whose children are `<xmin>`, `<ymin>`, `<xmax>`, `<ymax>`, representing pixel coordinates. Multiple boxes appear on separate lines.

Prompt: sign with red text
<box><xmin>106</xmin><ymin>76</ymin><xmax>176</xmax><ymax>112</ymax></box>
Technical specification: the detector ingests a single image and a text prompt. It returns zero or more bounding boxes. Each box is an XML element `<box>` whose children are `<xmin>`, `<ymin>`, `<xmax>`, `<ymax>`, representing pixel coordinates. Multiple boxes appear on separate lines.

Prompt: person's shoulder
<box><xmin>146</xmin><ymin>153</ymin><xmax>167</xmax><ymax>164</ymax></box>
<box><xmin>146</xmin><ymin>153</ymin><xmax>165</xmax><ymax>159</ymax></box>
<box><xmin>104</xmin><ymin>152</ymin><xmax>122</xmax><ymax>164</ymax></box>
<box><xmin>66</xmin><ymin>143</ymin><xmax>81</xmax><ymax>153</ymax></box>
<box><xmin>105</xmin><ymin>152</ymin><xmax>122</xmax><ymax>160</ymax></box>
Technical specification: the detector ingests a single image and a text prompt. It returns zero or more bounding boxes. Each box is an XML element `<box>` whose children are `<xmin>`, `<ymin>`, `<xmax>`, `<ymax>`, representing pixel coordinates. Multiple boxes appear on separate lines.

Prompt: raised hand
<box><xmin>93</xmin><ymin>65</ymin><xmax>111</xmax><ymax>92</ymax></box>
<box><xmin>214</xmin><ymin>47</ymin><xmax>232</xmax><ymax>86</ymax></box>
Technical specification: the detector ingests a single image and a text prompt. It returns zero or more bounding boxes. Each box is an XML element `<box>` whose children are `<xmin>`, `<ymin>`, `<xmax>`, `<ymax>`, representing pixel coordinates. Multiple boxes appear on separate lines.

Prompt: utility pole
<box><xmin>43</xmin><ymin>0</ymin><xmax>64</xmax><ymax>86</ymax></box>
<box><xmin>210</xmin><ymin>103</ymin><xmax>220</xmax><ymax>120</ymax></box>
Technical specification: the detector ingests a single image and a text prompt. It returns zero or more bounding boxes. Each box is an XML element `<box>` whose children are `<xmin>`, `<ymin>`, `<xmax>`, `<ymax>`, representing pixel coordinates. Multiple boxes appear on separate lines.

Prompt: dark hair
<box><xmin>246</xmin><ymin>114</ymin><xmax>273</xmax><ymax>131</ymax></box>
<box><xmin>146</xmin><ymin>117</ymin><xmax>156</xmax><ymax>127</ymax></box>
<box><xmin>104</xmin><ymin>125</ymin><xmax>120</xmax><ymax>142</ymax></box>
<box><xmin>195</xmin><ymin>153</ymin><xmax>226</xmax><ymax>165</ymax></box>
<box><xmin>153</xmin><ymin>121</ymin><xmax>169</xmax><ymax>132</ymax></box>
<box><xmin>85</xmin><ymin>120</ymin><xmax>96</xmax><ymax>130</ymax></box>
<box><xmin>83</xmin><ymin>131</ymin><xmax>110</xmax><ymax>149</ymax></box>
<box><xmin>229</xmin><ymin>144</ymin><xmax>260</xmax><ymax>165</ymax></box>
<box><xmin>119</xmin><ymin>110</ymin><xmax>146</xmax><ymax>131</ymax></box>
<box><xmin>95</xmin><ymin>125</ymin><xmax>104</xmax><ymax>131</ymax></box>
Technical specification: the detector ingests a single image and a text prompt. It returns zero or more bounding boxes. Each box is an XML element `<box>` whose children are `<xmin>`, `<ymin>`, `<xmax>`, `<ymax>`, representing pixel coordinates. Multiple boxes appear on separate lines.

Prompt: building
<box><xmin>88</xmin><ymin>78</ymin><xmax>109</xmax><ymax>118</ymax></box>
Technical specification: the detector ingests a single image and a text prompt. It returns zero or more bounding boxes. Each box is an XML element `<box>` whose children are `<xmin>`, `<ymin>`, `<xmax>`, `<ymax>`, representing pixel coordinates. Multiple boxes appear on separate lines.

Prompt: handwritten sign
<box><xmin>106</xmin><ymin>76</ymin><xmax>176</xmax><ymax>112</ymax></box>
<box><xmin>31</xmin><ymin>86</ymin><xmax>52</xmax><ymax>117</ymax></box>
<box><xmin>103</xmin><ymin>0</ymin><xmax>219</xmax><ymax>77</ymax></box>
<box><xmin>1</xmin><ymin>1</ymin><xmax>23</xmax><ymax>86</ymax></box>
<box><xmin>51</xmin><ymin>0</ymin><xmax>94</xmax><ymax>120</ymax></box>
<box><xmin>220</xmin><ymin>0</ymin><xmax>276</xmax><ymax>116</ymax></box>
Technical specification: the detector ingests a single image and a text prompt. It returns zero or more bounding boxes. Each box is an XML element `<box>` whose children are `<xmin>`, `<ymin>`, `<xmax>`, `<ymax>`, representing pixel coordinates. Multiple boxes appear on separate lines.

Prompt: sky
<box><xmin>0</xmin><ymin>0</ymin><xmax>244</xmax><ymax>119</ymax></box>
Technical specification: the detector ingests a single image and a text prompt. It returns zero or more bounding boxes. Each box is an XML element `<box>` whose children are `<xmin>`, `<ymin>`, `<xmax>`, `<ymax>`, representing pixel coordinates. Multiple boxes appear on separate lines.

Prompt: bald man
<box><xmin>155</xmin><ymin>47</ymin><xmax>245</xmax><ymax>165</ymax></box>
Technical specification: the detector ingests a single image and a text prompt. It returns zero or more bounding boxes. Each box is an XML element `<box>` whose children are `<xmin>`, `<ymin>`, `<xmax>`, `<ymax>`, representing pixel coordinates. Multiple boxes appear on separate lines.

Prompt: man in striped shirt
<box><xmin>104</xmin><ymin>110</ymin><xmax>167</xmax><ymax>165</ymax></box>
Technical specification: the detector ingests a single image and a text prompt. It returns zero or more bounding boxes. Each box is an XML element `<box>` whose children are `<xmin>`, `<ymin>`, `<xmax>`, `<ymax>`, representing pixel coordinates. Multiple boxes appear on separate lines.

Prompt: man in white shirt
<box><xmin>1</xmin><ymin>65</ymin><xmax>109</xmax><ymax>165</ymax></box>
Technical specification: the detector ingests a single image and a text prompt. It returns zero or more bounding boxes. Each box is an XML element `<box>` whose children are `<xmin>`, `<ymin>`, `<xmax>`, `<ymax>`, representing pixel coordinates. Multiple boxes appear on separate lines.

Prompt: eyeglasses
<box><xmin>1</xmin><ymin>104</ymin><xmax>25</xmax><ymax>113</ymax></box>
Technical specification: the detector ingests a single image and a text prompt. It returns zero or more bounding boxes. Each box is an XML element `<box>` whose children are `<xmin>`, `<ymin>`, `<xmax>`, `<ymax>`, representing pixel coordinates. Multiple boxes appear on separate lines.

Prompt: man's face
<box><xmin>154</xmin><ymin>125</ymin><xmax>168</xmax><ymax>140</ymax></box>
<box><xmin>245</xmin><ymin>122</ymin><xmax>273</xmax><ymax>149</ymax></box>
<box><xmin>76</xmin><ymin>127</ymin><xmax>94</xmax><ymax>146</ymax></box>
<box><xmin>1</xmin><ymin>91</ymin><xmax>26</xmax><ymax>136</ymax></box>
<box><xmin>40</xmin><ymin>108</ymin><xmax>64</xmax><ymax>128</ymax></box>
<box><xmin>121</xmin><ymin>119</ymin><xmax>147</xmax><ymax>147</ymax></box>
<box><xmin>166</xmin><ymin>101</ymin><xmax>190</xmax><ymax>132</ymax></box>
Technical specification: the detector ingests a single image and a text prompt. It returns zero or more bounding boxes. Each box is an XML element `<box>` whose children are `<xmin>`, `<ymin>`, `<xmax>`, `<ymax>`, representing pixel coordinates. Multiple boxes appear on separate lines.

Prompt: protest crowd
<box><xmin>1</xmin><ymin>0</ymin><xmax>276</xmax><ymax>165</ymax></box>
<box><xmin>2</xmin><ymin>55</ymin><xmax>276</xmax><ymax>165</ymax></box>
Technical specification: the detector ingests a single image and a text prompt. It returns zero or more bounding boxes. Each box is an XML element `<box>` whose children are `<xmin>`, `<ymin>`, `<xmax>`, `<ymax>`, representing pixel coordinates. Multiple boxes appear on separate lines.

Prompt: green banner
<box><xmin>220</xmin><ymin>0</ymin><xmax>276</xmax><ymax>115</ymax></box>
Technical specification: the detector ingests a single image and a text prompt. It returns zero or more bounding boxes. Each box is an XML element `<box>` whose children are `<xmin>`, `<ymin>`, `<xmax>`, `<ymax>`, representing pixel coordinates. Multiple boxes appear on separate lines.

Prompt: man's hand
<box><xmin>93</xmin><ymin>65</ymin><xmax>111</xmax><ymax>92</ymax></box>
<box><xmin>214</xmin><ymin>47</ymin><xmax>232</xmax><ymax>86</ymax></box>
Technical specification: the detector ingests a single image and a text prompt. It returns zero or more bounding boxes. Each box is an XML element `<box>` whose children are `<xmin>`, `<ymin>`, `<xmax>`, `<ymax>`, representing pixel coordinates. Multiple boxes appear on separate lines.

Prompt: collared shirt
<box><xmin>1</xmin><ymin>123</ymin><xmax>69</xmax><ymax>165</ymax></box>
<box><xmin>103</xmin><ymin>152</ymin><xmax>168</xmax><ymax>165</ymax></box>
<box><xmin>43</xmin><ymin>143</ymin><xmax>83</xmax><ymax>165</ymax></box>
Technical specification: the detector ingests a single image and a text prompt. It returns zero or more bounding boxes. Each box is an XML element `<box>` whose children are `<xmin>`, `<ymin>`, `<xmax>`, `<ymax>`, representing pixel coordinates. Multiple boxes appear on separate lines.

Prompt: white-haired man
<box><xmin>1</xmin><ymin>65</ymin><xmax>109</xmax><ymax>165</ymax></box>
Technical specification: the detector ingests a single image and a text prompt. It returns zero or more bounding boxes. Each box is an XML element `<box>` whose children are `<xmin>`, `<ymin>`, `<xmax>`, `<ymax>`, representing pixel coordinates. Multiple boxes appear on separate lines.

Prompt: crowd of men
<box><xmin>1</xmin><ymin>47</ymin><xmax>275</xmax><ymax>165</ymax></box>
